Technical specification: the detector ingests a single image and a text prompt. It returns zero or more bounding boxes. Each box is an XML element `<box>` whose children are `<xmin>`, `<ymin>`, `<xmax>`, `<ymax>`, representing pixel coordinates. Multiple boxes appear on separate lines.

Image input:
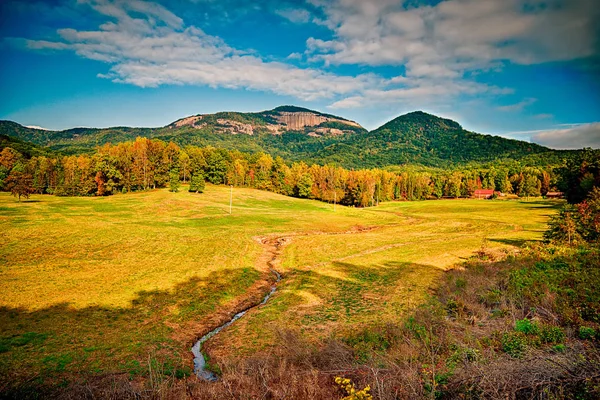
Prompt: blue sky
<box><xmin>1</xmin><ymin>0</ymin><xmax>599</xmax><ymax>149</ymax></box>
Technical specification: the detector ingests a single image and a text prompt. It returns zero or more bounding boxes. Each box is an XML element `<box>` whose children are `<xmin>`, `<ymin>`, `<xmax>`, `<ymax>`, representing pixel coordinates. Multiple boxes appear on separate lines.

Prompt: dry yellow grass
<box><xmin>0</xmin><ymin>186</ymin><xmax>559</xmax><ymax>385</ymax></box>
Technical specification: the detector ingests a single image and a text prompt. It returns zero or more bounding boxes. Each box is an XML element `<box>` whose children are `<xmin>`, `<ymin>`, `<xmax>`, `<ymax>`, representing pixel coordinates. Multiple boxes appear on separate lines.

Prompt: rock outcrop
<box><xmin>273</xmin><ymin>111</ymin><xmax>362</xmax><ymax>131</ymax></box>
<box><xmin>216</xmin><ymin>119</ymin><xmax>254</xmax><ymax>135</ymax></box>
<box><xmin>172</xmin><ymin>115</ymin><xmax>203</xmax><ymax>128</ymax></box>
<box><xmin>167</xmin><ymin>106</ymin><xmax>365</xmax><ymax>136</ymax></box>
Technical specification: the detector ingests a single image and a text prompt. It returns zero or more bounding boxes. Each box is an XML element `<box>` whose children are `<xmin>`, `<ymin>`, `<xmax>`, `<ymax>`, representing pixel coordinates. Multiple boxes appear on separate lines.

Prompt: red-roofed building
<box><xmin>473</xmin><ymin>189</ymin><xmax>496</xmax><ymax>199</ymax></box>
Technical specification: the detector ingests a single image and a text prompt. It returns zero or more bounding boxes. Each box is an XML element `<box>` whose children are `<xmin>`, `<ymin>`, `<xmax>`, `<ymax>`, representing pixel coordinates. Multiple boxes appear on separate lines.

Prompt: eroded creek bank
<box><xmin>190</xmin><ymin>225</ymin><xmax>384</xmax><ymax>381</ymax></box>
<box><xmin>191</xmin><ymin>236</ymin><xmax>289</xmax><ymax>380</ymax></box>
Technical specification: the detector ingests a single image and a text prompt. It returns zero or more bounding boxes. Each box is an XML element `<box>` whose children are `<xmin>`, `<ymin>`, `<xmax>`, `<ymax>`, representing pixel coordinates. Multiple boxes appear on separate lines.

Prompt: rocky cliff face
<box><xmin>168</xmin><ymin>106</ymin><xmax>365</xmax><ymax>136</ymax></box>
<box><xmin>172</xmin><ymin>115</ymin><xmax>203</xmax><ymax>128</ymax></box>
<box><xmin>216</xmin><ymin>119</ymin><xmax>254</xmax><ymax>135</ymax></box>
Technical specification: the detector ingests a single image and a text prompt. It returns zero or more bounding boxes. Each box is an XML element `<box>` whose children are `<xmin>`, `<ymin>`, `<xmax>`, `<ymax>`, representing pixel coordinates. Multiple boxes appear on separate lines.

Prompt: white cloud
<box><xmin>305</xmin><ymin>0</ymin><xmax>598</xmax><ymax>109</ymax></box>
<box><xmin>274</xmin><ymin>8</ymin><xmax>311</xmax><ymax>24</ymax></box>
<box><xmin>20</xmin><ymin>0</ymin><xmax>378</xmax><ymax>101</ymax></box>
<box><xmin>330</xmin><ymin>77</ymin><xmax>512</xmax><ymax>109</ymax></box>
<box><xmin>531</xmin><ymin>123</ymin><xmax>600</xmax><ymax>149</ymax></box>
<box><xmin>303</xmin><ymin>0</ymin><xmax>600</xmax><ymax>108</ymax></box>
<box><xmin>16</xmin><ymin>0</ymin><xmax>591</xmax><ymax>110</ymax></box>
<box><xmin>497</xmin><ymin>97</ymin><xmax>537</xmax><ymax>112</ymax></box>
<box><xmin>308</xmin><ymin>0</ymin><xmax>598</xmax><ymax>74</ymax></box>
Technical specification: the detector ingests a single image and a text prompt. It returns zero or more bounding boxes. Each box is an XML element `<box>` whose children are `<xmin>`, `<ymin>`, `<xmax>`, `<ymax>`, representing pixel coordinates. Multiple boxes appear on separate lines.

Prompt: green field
<box><xmin>0</xmin><ymin>186</ymin><xmax>559</xmax><ymax>389</ymax></box>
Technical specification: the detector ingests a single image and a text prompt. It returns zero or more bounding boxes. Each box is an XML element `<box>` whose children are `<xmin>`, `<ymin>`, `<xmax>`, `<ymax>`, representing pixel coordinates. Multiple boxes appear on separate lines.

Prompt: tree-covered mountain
<box><xmin>338</xmin><ymin>111</ymin><xmax>553</xmax><ymax>166</ymax></box>
<box><xmin>0</xmin><ymin>107</ymin><xmax>566</xmax><ymax>168</ymax></box>
<box><xmin>0</xmin><ymin>134</ymin><xmax>55</xmax><ymax>158</ymax></box>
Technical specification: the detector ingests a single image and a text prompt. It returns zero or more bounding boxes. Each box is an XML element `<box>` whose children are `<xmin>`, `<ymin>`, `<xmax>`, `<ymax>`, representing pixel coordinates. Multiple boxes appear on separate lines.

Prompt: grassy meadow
<box><xmin>0</xmin><ymin>185</ymin><xmax>560</xmax><ymax>391</ymax></box>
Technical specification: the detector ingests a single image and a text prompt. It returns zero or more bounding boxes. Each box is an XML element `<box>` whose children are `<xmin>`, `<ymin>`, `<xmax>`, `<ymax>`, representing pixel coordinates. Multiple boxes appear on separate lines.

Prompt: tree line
<box><xmin>0</xmin><ymin>137</ymin><xmax>563</xmax><ymax>205</ymax></box>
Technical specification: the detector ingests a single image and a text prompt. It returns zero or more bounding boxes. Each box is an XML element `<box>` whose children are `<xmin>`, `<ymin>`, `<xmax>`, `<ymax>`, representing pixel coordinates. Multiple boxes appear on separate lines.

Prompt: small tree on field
<box><xmin>545</xmin><ymin>187</ymin><xmax>600</xmax><ymax>245</ymax></box>
<box><xmin>518</xmin><ymin>174</ymin><xmax>540</xmax><ymax>200</ymax></box>
<box><xmin>545</xmin><ymin>206</ymin><xmax>581</xmax><ymax>245</ymax></box>
<box><xmin>4</xmin><ymin>170</ymin><xmax>35</xmax><ymax>201</ymax></box>
<box><xmin>169</xmin><ymin>168</ymin><xmax>180</xmax><ymax>192</ymax></box>
<box><xmin>297</xmin><ymin>173</ymin><xmax>313</xmax><ymax>198</ymax></box>
<box><xmin>189</xmin><ymin>173</ymin><xmax>205</xmax><ymax>193</ymax></box>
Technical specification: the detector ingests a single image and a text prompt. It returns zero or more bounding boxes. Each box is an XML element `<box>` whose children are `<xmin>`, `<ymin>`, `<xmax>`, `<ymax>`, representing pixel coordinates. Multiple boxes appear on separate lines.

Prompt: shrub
<box><xmin>335</xmin><ymin>377</ymin><xmax>372</xmax><ymax>400</ymax></box>
<box><xmin>344</xmin><ymin>327</ymin><xmax>392</xmax><ymax>363</ymax></box>
<box><xmin>515</xmin><ymin>319</ymin><xmax>540</xmax><ymax>336</ymax></box>
<box><xmin>540</xmin><ymin>326</ymin><xmax>565</xmax><ymax>344</ymax></box>
<box><xmin>479</xmin><ymin>289</ymin><xmax>502</xmax><ymax>307</ymax></box>
<box><xmin>552</xmin><ymin>344</ymin><xmax>566</xmax><ymax>353</ymax></box>
<box><xmin>502</xmin><ymin>332</ymin><xmax>528</xmax><ymax>358</ymax></box>
<box><xmin>446</xmin><ymin>298</ymin><xmax>461</xmax><ymax>316</ymax></box>
<box><xmin>579</xmin><ymin>326</ymin><xmax>597</xmax><ymax>340</ymax></box>
<box><xmin>455</xmin><ymin>277</ymin><xmax>467</xmax><ymax>289</ymax></box>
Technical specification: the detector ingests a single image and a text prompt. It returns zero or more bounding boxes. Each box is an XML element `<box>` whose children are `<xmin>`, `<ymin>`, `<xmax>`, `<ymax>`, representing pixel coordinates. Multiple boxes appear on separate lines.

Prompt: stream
<box><xmin>191</xmin><ymin>237</ymin><xmax>284</xmax><ymax>381</ymax></box>
<box><xmin>190</xmin><ymin>228</ymin><xmax>379</xmax><ymax>381</ymax></box>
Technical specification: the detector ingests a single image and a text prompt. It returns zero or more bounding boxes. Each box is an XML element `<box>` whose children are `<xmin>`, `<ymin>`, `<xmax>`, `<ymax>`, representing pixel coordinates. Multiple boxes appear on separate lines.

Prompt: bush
<box><xmin>344</xmin><ymin>327</ymin><xmax>393</xmax><ymax>363</ymax></box>
<box><xmin>515</xmin><ymin>319</ymin><xmax>540</xmax><ymax>336</ymax></box>
<box><xmin>501</xmin><ymin>332</ymin><xmax>528</xmax><ymax>358</ymax></box>
<box><xmin>551</xmin><ymin>344</ymin><xmax>566</xmax><ymax>353</ymax></box>
<box><xmin>540</xmin><ymin>326</ymin><xmax>565</xmax><ymax>344</ymax></box>
<box><xmin>579</xmin><ymin>326</ymin><xmax>597</xmax><ymax>340</ymax></box>
<box><xmin>335</xmin><ymin>377</ymin><xmax>372</xmax><ymax>400</ymax></box>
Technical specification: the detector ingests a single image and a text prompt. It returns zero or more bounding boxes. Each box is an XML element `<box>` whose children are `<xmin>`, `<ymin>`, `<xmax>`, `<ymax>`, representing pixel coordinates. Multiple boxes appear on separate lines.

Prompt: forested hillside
<box><xmin>0</xmin><ymin>136</ymin><xmax>575</xmax><ymax>206</ymax></box>
<box><xmin>0</xmin><ymin>107</ymin><xmax>566</xmax><ymax>168</ymax></box>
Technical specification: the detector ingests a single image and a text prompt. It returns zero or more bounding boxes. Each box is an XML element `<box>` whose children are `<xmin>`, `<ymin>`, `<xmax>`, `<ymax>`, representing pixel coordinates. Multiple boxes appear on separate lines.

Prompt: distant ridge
<box><xmin>0</xmin><ymin>106</ymin><xmax>561</xmax><ymax>168</ymax></box>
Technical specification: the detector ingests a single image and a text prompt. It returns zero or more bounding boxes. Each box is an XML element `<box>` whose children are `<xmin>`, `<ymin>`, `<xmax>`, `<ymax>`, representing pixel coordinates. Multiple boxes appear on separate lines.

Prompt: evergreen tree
<box><xmin>189</xmin><ymin>173</ymin><xmax>205</xmax><ymax>193</ymax></box>
<box><xmin>169</xmin><ymin>168</ymin><xmax>180</xmax><ymax>192</ymax></box>
<box><xmin>297</xmin><ymin>173</ymin><xmax>313</xmax><ymax>198</ymax></box>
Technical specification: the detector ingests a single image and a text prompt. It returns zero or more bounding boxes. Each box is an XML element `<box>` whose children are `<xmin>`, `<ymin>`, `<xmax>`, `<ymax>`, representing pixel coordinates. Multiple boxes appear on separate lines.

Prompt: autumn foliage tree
<box><xmin>4</xmin><ymin>169</ymin><xmax>35</xmax><ymax>201</ymax></box>
<box><xmin>1</xmin><ymin>136</ymin><xmax>564</xmax><ymax>207</ymax></box>
<box><xmin>545</xmin><ymin>187</ymin><xmax>600</xmax><ymax>245</ymax></box>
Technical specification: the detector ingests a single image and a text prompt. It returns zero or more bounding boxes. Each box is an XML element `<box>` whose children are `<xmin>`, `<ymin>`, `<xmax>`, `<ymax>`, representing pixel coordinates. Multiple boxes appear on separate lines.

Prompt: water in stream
<box><xmin>191</xmin><ymin>269</ymin><xmax>282</xmax><ymax>381</ymax></box>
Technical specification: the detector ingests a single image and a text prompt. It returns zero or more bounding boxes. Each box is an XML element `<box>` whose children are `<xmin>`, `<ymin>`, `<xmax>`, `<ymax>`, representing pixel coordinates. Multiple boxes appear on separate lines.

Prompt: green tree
<box><xmin>518</xmin><ymin>174</ymin><xmax>541</xmax><ymax>200</ymax></box>
<box><xmin>445</xmin><ymin>172</ymin><xmax>462</xmax><ymax>198</ymax></box>
<box><xmin>178</xmin><ymin>151</ymin><xmax>190</xmax><ymax>183</ymax></box>
<box><xmin>297</xmin><ymin>173</ymin><xmax>313</xmax><ymax>198</ymax></box>
<box><xmin>498</xmin><ymin>173</ymin><xmax>512</xmax><ymax>194</ymax></box>
<box><xmin>189</xmin><ymin>173</ymin><xmax>205</xmax><ymax>193</ymax></box>
<box><xmin>169</xmin><ymin>168</ymin><xmax>180</xmax><ymax>192</ymax></box>
<box><xmin>205</xmin><ymin>149</ymin><xmax>229</xmax><ymax>184</ymax></box>
<box><xmin>556</xmin><ymin>149</ymin><xmax>600</xmax><ymax>203</ymax></box>
<box><xmin>431</xmin><ymin>176</ymin><xmax>443</xmax><ymax>199</ymax></box>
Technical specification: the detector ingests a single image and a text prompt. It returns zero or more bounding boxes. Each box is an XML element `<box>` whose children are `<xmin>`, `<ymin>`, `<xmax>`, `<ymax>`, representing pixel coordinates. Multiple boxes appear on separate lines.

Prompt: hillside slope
<box><xmin>0</xmin><ymin>107</ymin><xmax>557</xmax><ymax>167</ymax></box>
<box><xmin>340</xmin><ymin>111</ymin><xmax>551</xmax><ymax>166</ymax></box>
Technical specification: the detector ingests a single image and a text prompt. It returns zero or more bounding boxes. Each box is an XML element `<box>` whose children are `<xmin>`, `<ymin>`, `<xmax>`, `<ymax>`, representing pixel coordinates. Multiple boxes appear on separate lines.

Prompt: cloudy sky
<box><xmin>1</xmin><ymin>0</ymin><xmax>599</xmax><ymax>149</ymax></box>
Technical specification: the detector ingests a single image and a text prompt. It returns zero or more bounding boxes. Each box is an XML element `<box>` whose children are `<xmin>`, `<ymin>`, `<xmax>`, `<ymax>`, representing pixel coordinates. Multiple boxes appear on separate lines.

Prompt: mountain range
<box><xmin>0</xmin><ymin>106</ymin><xmax>564</xmax><ymax>168</ymax></box>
